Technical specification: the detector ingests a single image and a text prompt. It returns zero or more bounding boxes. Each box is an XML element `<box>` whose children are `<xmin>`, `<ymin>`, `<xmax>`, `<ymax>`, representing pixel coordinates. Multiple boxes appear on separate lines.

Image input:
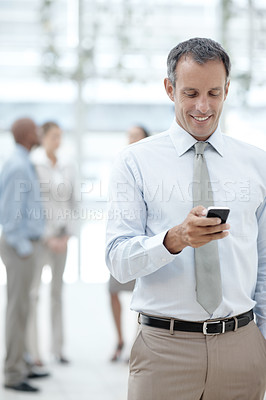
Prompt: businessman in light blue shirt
<box><xmin>106</xmin><ymin>38</ymin><xmax>266</xmax><ymax>400</ymax></box>
<box><xmin>0</xmin><ymin>118</ymin><xmax>47</xmax><ymax>392</ymax></box>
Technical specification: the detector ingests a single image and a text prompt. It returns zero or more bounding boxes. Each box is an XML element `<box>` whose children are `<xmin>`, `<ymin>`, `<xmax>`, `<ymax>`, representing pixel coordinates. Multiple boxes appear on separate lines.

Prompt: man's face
<box><xmin>164</xmin><ymin>56</ymin><xmax>230</xmax><ymax>141</ymax></box>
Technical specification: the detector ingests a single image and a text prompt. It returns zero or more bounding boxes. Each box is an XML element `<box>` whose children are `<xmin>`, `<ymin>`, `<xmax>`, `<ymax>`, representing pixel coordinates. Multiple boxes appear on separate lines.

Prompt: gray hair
<box><xmin>167</xmin><ymin>38</ymin><xmax>231</xmax><ymax>87</ymax></box>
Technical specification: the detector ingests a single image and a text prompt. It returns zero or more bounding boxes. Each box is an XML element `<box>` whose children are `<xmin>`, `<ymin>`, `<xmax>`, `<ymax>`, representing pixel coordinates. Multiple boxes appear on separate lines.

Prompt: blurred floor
<box><xmin>0</xmin><ymin>281</ymin><xmax>137</xmax><ymax>400</ymax></box>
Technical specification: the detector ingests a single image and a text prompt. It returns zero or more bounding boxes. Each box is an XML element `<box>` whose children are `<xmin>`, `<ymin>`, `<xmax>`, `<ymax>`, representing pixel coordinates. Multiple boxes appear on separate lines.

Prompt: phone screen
<box><xmin>206</xmin><ymin>207</ymin><xmax>230</xmax><ymax>224</ymax></box>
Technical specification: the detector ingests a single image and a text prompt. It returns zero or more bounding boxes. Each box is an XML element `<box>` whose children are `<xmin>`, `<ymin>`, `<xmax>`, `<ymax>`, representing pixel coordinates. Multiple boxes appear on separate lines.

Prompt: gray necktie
<box><xmin>193</xmin><ymin>142</ymin><xmax>222</xmax><ymax>314</ymax></box>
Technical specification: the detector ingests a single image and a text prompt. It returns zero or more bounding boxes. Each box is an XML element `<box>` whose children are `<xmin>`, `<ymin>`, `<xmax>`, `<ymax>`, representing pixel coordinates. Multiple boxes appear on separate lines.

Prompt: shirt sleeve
<box><xmin>105</xmin><ymin>151</ymin><xmax>178</xmax><ymax>283</ymax></box>
<box><xmin>1</xmin><ymin>168</ymin><xmax>33</xmax><ymax>257</ymax></box>
<box><xmin>254</xmin><ymin>198</ymin><xmax>266</xmax><ymax>339</ymax></box>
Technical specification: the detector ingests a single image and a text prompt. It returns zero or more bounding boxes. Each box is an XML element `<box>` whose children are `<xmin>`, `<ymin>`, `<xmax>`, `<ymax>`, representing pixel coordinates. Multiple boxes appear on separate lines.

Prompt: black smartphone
<box><xmin>206</xmin><ymin>206</ymin><xmax>230</xmax><ymax>224</ymax></box>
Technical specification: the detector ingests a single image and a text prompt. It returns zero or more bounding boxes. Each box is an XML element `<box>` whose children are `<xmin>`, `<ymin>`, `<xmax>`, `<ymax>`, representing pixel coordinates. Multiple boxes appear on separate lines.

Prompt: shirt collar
<box><xmin>168</xmin><ymin>119</ymin><xmax>224</xmax><ymax>157</ymax></box>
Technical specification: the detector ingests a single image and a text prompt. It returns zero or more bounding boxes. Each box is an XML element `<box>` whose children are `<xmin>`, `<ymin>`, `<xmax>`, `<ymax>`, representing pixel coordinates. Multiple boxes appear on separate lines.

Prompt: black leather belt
<box><xmin>140</xmin><ymin>310</ymin><xmax>254</xmax><ymax>335</ymax></box>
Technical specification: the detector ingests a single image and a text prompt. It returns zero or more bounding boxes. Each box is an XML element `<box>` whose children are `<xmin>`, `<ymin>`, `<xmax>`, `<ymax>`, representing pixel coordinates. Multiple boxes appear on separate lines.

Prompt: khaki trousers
<box><xmin>128</xmin><ymin>319</ymin><xmax>266</xmax><ymax>400</ymax></box>
<box><xmin>26</xmin><ymin>243</ymin><xmax>67</xmax><ymax>360</ymax></box>
<box><xmin>0</xmin><ymin>235</ymin><xmax>42</xmax><ymax>385</ymax></box>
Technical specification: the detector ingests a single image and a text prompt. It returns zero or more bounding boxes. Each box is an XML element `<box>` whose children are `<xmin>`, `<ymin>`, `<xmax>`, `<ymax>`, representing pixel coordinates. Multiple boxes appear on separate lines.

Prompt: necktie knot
<box><xmin>194</xmin><ymin>141</ymin><xmax>208</xmax><ymax>156</ymax></box>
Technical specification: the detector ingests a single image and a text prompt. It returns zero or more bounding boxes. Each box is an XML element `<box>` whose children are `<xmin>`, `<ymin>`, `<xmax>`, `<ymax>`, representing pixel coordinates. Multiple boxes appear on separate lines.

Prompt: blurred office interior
<box><xmin>0</xmin><ymin>0</ymin><xmax>265</xmax><ymax>284</ymax></box>
<box><xmin>0</xmin><ymin>0</ymin><xmax>265</xmax><ymax>398</ymax></box>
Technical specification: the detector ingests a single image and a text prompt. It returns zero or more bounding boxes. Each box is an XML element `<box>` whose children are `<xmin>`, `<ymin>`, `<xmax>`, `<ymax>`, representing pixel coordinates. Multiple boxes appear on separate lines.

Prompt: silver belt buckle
<box><xmin>203</xmin><ymin>320</ymin><xmax>226</xmax><ymax>335</ymax></box>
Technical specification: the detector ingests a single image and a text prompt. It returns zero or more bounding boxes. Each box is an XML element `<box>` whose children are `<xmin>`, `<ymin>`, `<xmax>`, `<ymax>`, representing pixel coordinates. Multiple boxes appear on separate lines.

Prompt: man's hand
<box><xmin>163</xmin><ymin>206</ymin><xmax>230</xmax><ymax>254</ymax></box>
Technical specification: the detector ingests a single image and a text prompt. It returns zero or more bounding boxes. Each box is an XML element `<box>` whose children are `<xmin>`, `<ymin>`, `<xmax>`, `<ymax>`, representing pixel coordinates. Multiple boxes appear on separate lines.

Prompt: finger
<box><xmin>193</xmin><ymin>231</ymin><xmax>229</xmax><ymax>247</ymax></box>
<box><xmin>201</xmin><ymin>223</ymin><xmax>230</xmax><ymax>233</ymax></box>
<box><xmin>191</xmin><ymin>215</ymin><xmax>222</xmax><ymax>227</ymax></box>
<box><xmin>201</xmin><ymin>230</ymin><xmax>229</xmax><ymax>240</ymax></box>
<box><xmin>207</xmin><ymin>231</ymin><xmax>230</xmax><ymax>240</ymax></box>
<box><xmin>197</xmin><ymin>216</ymin><xmax>223</xmax><ymax>226</ymax></box>
<box><xmin>193</xmin><ymin>225</ymin><xmax>230</xmax><ymax>239</ymax></box>
<box><xmin>190</xmin><ymin>206</ymin><xmax>207</xmax><ymax>217</ymax></box>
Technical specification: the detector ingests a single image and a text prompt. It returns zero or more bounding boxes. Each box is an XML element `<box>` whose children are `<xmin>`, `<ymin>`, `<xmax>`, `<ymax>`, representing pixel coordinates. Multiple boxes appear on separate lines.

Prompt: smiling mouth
<box><xmin>192</xmin><ymin>115</ymin><xmax>211</xmax><ymax>122</ymax></box>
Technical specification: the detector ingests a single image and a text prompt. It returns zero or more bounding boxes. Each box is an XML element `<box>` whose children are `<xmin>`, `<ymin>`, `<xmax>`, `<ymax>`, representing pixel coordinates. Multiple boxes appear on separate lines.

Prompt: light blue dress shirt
<box><xmin>106</xmin><ymin>120</ymin><xmax>266</xmax><ymax>338</ymax></box>
<box><xmin>0</xmin><ymin>144</ymin><xmax>44</xmax><ymax>256</ymax></box>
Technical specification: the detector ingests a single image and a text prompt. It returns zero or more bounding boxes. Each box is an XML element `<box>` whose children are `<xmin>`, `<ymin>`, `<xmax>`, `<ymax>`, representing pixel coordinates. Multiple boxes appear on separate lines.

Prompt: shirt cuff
<box><xmin>146</xmin><ymin>230</ymin><xmax>180</xmax><ymax>268</ymax></box>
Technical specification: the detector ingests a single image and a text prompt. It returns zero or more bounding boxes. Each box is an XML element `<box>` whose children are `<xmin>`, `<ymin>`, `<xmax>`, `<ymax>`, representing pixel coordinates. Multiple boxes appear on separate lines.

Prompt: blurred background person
<box><xmin>128</xmin><ymin>125</ymin><xmax>150</xmax><ymax>145</ymax></box>
<box><xmin>27</xmin><ymin>121</ymin><xmax>79</xmax><ymax>367</ymax></box>
<box><xmin>0</xmin><ymin>118</ymin><xmax>48</xmax><ymax>393</ymax></box>
<box><xmin>109</xmin><ymin>125</ymin><xmax>149</xmax><ymax>362</ymax></box>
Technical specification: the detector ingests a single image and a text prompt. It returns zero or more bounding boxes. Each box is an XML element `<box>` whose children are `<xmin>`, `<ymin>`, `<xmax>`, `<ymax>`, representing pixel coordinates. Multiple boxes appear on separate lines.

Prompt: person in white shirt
<box><xmin>106</xmin><ymin>38</ymin><xmax>266</xmax><ymax>400</ymax></box>
<box><xmin>27</xmin><ymin>121</ymin><xmax>78</xmax><ymax>365</ymax></box>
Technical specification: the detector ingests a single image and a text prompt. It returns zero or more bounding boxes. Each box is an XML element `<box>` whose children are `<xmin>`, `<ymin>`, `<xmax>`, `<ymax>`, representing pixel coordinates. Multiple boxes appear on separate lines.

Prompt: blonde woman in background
<box><xmin>27</xmin><ymin>121</ymin><xmax>78</xmax><ymax>366</ymax></box>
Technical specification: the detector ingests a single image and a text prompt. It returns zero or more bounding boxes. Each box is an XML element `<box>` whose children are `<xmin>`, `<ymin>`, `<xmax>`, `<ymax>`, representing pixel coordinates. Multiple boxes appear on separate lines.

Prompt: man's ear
<box><xmin>224</xmin><ymin>80</ymin><xmax>230</xmax><ymax>100</ymax></box>
<box><xmin>164</xmin><ymin>78</ymin><xmax>175</xmax><ymax>102</ymax></box>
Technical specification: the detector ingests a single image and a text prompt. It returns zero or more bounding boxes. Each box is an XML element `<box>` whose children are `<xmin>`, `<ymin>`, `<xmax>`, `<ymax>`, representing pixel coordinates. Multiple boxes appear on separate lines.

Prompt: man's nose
<box><xmin>195</xmin><ymin>96</ymin><xmax>209</xmax><ymax>114</ymax></box>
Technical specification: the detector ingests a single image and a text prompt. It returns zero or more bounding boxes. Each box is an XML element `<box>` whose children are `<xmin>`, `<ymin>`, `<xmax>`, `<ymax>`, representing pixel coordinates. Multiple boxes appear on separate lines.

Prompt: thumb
<box><xmin>191</xmin><ymin>205</ymin><xmax>207</xmax><ymax>217</ymax></box>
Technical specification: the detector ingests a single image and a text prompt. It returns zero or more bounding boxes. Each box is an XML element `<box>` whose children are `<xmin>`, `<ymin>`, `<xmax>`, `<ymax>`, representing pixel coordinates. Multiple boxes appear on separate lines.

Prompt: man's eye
<box><xmin>185</xmin><ymin>92</ymin><xmax>197</xmax><ymax>97</ymax></box>
<box><xmin>209</xmin><ymin>91</ymin><xmax>220</xmax><ymax>97</ymax></box>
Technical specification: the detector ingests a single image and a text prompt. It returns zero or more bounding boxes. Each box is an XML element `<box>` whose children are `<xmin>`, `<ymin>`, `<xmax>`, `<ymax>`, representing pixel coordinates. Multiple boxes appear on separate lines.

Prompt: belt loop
<box><xmin>138</xmin><ymin>313</ymin><xmax>141</xmax><ymax>325</ymax></box>
<box><xmin>170</xmin><ymin>319</ymin><xmax>174</xmax><ymax>335</ymax></box>
<box><xmin>233</xmin><ymin>316</ymin><xmax>238</xmax><ymax>332</ymax></box>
